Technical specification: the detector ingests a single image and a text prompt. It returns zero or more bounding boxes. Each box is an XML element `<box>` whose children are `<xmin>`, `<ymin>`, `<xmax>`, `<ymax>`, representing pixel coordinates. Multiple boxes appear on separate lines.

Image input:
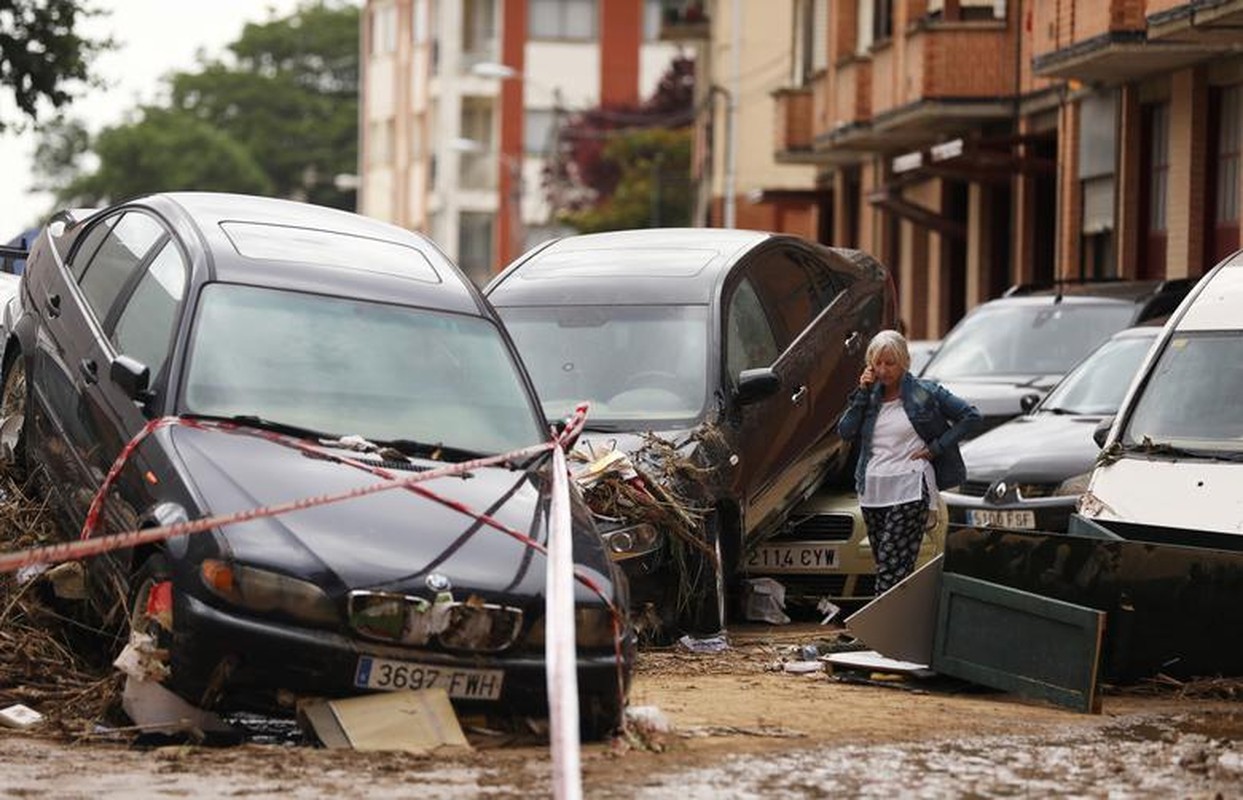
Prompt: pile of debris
<box><xmin>0</xmin><ymin>480</ymin><xmax>124</xmax><ymax>736</ymax></box>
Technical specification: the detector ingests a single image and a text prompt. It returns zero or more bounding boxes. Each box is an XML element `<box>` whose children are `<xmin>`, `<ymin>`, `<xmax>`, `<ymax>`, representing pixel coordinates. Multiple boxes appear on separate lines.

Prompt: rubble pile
<box><xmin>0</xmin><ymin>479</ymin><xmax>122</xmax><ymax>736</ymax></box>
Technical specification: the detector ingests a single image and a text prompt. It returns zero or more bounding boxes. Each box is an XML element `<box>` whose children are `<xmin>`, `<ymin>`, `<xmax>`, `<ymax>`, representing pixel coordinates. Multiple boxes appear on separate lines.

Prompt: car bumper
<box><xmin>942</xmin><ymin>491</ymin><xmax>1077</xmax><ymax>533</ymax></box>
<box><xmin>169</xmin><ymin>592</ymin><xmax>633</xmax><ymax>717</ymax></box>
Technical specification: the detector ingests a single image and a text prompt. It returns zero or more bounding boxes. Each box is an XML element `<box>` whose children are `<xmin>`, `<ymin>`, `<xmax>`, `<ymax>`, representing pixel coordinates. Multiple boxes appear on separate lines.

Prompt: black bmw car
<box><xmin>0</xmin><ymin>193</ymin><xmax>631</xmax><ymax>738</ymax></box>
<box><xmin>485</xmin><ymin>229</ymin><xmax>894</xmax><ymax>636</ymax></box>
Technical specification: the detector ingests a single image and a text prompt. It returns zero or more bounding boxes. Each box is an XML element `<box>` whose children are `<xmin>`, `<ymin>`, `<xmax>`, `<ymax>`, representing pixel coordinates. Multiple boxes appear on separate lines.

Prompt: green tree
<box><xmin>557</xmin><ymin>128</ymin><xmax>693</xmax><ymax>233</ymax></box>
<box><xmin>169</xmin><ymin>1</ymin><xmax>360</xmax><ymax>209</ymax></box>
<box><xmin>62</xmin><ymin>108</ymin><xmax>272</xmax><ymax>204</ymax></box>
<box><xmin>0</xmin><ymin>0</ymin><xmax>112</xmax><ymax>131</ymax></box>
<box><xmin>36</xmin><ymin>1</ymin><xmax>358</xmax><ymax>209</ymax></box>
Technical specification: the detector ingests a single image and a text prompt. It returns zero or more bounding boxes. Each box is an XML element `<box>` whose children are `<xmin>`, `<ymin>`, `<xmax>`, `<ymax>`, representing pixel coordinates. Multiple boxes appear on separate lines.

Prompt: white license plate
<box><xmin>354</xmin><ymin>656</ymin><xmax>504</xmax><ymax>700</ymax></box>
<box><xmin>967</xmin><ymin>508</ymin><xmax>1037</xmax><ymax>529</ymax></box>
<box><xmin>746</xmin><ymin>543</ymin><xmax>838</xmax><ymax>573</ymax></box>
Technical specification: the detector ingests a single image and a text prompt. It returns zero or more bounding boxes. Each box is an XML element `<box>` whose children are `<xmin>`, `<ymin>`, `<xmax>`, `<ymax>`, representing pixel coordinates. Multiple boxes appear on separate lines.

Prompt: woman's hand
<box><xmin>859</xmin><ymin>365</ymin><xmax>876</xmax><ymax>389</ymax></box>
<box><xmin>911</xmin><ymin>447</ymin><xmax>932</xmax><ymax>461</ymax></box>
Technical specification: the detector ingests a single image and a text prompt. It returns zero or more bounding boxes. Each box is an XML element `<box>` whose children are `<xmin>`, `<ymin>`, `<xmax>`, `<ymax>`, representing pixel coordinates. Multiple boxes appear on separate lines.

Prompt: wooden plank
<box><xmin>932</xmin><ymin>573</ymin><xmax>1104</xmax><ymax>713</ymax></box>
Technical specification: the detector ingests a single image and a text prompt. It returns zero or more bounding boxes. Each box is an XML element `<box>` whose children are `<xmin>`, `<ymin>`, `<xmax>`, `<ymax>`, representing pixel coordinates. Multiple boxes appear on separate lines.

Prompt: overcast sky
<box><xmin>0</xmin><ymin>0</ymin><xmax>353</xmax><ymax>243</ymax></box>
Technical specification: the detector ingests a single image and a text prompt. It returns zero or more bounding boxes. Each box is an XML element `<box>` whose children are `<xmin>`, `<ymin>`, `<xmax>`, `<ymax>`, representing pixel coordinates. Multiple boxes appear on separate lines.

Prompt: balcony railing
<box><xmin>773</xmin><ymin>87</ymin><xmax>814</xmax><ymax>161</ymax></box>
<box><xmin>659</xmin><ymin>1</ymin><xmax>710</xmax><ymax>40</ymax></box>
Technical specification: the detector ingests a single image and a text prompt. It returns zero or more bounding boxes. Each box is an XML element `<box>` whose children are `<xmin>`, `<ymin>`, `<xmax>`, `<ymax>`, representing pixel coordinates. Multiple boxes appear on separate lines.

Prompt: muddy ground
<box><xmin>3</xmin><ymin>622</ymin><xmax>1243</xmax><ymax>798</ymax></box>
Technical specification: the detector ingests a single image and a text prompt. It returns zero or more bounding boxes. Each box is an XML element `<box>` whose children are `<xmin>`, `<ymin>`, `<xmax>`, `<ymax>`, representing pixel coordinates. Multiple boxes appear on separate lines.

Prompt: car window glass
<box><xmin>792</xmin><ymin>248</ymin><xmax>847</xmax><ymax>309</ymax></box>
<box><xmin>79</xmin><ymin>212</ymin><xmax>165</xmax><ymax>322</ymax></box>
<box><xmin>1040</xmin><ymin>335</ymin><xmax>1155</xmax><ymax>415</ymax></box>
<box><xmin>67</xmin><ymin>216</ymin><xmax>118</xmax><ymax>281</ymax></box>
<box><xmin>112</xmin><ymin>241</ymin><xmax>187</xmax><ymax>381</ymax></box>
<box><xmin>726</xmin><ymin>277</ymin><xmax>780</xmax><ymax>380</ymax></box>
<box><xmin>183</xmin><ymin>284</ymin><xmax>543</xmax><ymax>455</ymax></box>
<box><xmin>746</xmin><ymin>251</ymin><xmax>819</xmax><ymax>345</ymax></box>
<box><xmin>922</xmin><ymin>302</ymin><xmax>1136</xmax><ymax>379</ymax></box>
<box><xmin>1122</xmin><ymin>332</ymin><xmax>1243</xmax><ymax>451</ymax></box>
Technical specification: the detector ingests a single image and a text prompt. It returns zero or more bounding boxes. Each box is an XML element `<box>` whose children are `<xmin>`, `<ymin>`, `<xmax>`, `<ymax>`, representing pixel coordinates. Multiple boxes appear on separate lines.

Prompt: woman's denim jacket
<box><xmin>837</xmin><ymin>372</ymin><xmax>981</xmax><ymax>496</ymax></box>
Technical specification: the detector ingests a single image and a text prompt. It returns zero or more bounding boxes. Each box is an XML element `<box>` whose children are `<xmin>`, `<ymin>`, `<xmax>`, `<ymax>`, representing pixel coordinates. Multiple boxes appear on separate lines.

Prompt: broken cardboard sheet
<box><xmin>824</xmin><ymin>650</ymin><xmax>937</xmax><ymax>679</ymax></box>
<box><xmin>301</xmin><ymin>689</ymin><xmax>471</xmax><ymax>754</ymax></box>
<box><xmin>844</xmin><ymin>554</ymin><xmax>943</xmax><ymax>665</ymax></box>
<box><xmin>120</xmin><ymin>679</ymin><xmax>234</xmax><ymax>737</ymax></box>
<box><xmin>0</xmin><ymin>704</ymin><xmax>43</xmax><ymax>729</ymax></box>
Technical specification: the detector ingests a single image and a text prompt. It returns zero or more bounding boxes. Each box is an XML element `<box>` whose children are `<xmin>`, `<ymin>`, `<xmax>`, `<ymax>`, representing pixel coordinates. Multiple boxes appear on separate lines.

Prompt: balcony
<box><xmin>1149</xmin><ymin>0</ymin><xmax>1243</xmax><ymax>43</ymax></box>
<box><xmin>773</xmin><ymin>87</ymin><xmax>816</xmax><ymax>164</ymax></box>
<box><xmin>659</xmin><ymin>1</ymin><xmax>710</xmax><ymax>41</ymax></box>
<box><xmin>1031</xmin><ymin>30</ymin><xmax>1216</xmax><ymax>82</ymax></box>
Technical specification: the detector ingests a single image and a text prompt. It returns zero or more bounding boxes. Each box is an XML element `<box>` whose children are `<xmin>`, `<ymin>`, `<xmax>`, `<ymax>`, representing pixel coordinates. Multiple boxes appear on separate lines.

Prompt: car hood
<box><xmin>938</xmin><ymin>376</ymin><xmax>1061</xmax><ymax>417</ymax></box>
<box><xmin>961</xmin><ymin>412</ymin><xmax>1105</xmax><ymax>482</ymax></box>
<box><xmin>168</xmin><ymin>426</ymin><xmax>611</xmax><ymax>601</ymax></box>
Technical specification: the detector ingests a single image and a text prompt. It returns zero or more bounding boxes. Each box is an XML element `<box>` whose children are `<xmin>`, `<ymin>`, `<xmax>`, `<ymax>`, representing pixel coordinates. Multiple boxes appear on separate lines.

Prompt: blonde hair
<box><xmin>866</xmin><ymin>329</ymin><xmax>911</xmax><ymax>371</ymax></box>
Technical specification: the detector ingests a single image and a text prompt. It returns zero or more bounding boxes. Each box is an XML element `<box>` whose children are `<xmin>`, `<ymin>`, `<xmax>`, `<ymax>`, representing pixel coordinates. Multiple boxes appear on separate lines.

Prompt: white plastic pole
<box><xmin>546</xmin><ymin>443</ymin><xmax>582</xmax><ymax>800</ymax></box>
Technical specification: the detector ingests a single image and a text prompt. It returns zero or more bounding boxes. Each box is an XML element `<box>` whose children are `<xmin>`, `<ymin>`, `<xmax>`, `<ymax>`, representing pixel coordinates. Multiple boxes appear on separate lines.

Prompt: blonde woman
<box><xmin>838</xmin><ymin>330</ymin><xmax>980</xmax><ymax>593</ymax></box>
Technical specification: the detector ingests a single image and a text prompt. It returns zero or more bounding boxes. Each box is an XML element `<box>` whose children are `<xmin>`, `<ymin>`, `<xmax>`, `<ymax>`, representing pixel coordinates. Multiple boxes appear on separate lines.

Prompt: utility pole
<box><xmin>724</xmin><ymin>0</ymin><xmax>740</xmax><ymax>229</ymax></box>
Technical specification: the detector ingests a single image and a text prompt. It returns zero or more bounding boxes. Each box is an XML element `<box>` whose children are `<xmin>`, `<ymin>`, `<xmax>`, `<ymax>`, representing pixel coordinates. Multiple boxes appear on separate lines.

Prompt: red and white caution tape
<box><xmin>547</xmin><ymin>431</ymin><xmax>583</xmax><ymax>800</ymax></box>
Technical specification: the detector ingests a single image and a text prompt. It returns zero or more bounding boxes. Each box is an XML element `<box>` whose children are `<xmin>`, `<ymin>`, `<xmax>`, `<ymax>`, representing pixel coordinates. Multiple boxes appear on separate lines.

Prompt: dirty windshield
<box><xmin>1122</xmin><ymin>332</ymin><xmax>1243</xmax><ymax>453</ymax></box>
<box><xmin>1039</xmin><ymin>334</ymin><xmax>1156</xmax><ymax>415</ymax></box>
<box><xmin>922</xmin><ymin>302</ymin><xmax>1135</xmax><ymax>379</ymax></box>
<box><xmin>182</xmin><ymin>284</ymin><xmax>544</xmax><ymax>455</ymax></box>
<box><xmin>499</xmin><ymin>304</ymin><xmax>709</xmax><ymax>427</ymax></box>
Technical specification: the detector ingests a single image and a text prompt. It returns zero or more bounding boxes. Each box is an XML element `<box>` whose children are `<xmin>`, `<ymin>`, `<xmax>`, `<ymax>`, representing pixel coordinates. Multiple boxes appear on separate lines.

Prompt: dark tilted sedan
<box><xmin>485</xmin><ymin>229</ymin><xmax>894</xmax><ymax>636</ymax></box>
<box><xmin>0</xmin><ymin>193</ymin><xmax>631</xmax><ymax>738</ymax></box>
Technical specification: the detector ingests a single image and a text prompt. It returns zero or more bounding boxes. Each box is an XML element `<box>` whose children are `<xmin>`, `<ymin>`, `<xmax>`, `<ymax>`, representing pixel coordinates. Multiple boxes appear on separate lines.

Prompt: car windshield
<box><xmin>498</xmin><ymin>304</ymin><xmax>709</xmax><ymax>427</ymax></box>
<box><xmin>1121</xmin><ymin>331</ymin><xmax>1243</xmax><ymax>454</ymax></box>
<box><xmin>182</xmin><ymin>284</ymin><xmax>544</xmax><ymax>455</ymax></box>
<box><xmin>1039</xmin><ymin>334</ymin><xmax>1157</xmax><ymax>416</ymax></box>
<box><xmin>922</xmin><ymin>302</ymin><xmax>1136</xmax><ymax>379</ymax></box>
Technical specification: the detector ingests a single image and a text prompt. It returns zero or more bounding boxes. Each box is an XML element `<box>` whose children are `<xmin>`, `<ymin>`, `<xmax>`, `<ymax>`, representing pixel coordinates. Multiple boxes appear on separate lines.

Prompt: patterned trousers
<box><xmin>862</xmin><ymin>495</ymin><xmax>928</xmax><ymax>595</ymax></box>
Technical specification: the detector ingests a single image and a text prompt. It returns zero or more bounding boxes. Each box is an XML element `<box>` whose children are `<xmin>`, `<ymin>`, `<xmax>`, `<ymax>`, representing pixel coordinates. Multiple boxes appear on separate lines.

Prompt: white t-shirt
<box><xmin>860</xmin><ymin>398</ymin><xmax>939</xmax><ymax>509</ymax></box>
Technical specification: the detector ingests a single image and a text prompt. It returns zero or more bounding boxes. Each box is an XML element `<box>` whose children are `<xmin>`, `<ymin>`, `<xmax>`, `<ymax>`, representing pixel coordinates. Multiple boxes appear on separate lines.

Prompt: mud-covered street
<box><xmin>3</xmin><ymin>623</ymin><xmax>1242</xmax><ymax>798</ymax></box>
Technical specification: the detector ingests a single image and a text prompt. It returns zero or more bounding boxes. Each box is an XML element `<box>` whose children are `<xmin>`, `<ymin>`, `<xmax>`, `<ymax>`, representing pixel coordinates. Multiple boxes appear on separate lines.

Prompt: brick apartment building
<box><xmin>674</xmin><ymin>0</ymin><xmax>1243</xmax><ymax>338</ymax></box>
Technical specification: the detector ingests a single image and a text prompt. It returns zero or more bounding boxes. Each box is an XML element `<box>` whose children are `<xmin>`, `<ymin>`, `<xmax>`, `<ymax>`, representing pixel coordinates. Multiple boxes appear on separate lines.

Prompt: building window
<box><xmin>458</xmin><ymin>211</ymin><xmax>495</xmax><ymax>287</ymax></box>
<box><xmin>873</xmin><ymin>0</ymin><xmax>893</xmax><ymax>42</ymax></box>
<box><xmin>1148</xmin><ymin>103</ymin><xmax>1169</xmax><ymax>235</ymax></box>
<box><xmin>1217</xmin><ymin>86</ymin><xmax>1241</xmax><ymax>226</ymax></box>
<box><xmin>1079</xmin><ymin>91</ymin><xmax>1118</xmax><ymax>278</ymax></box>
<box><xmin>524</xmin><ymin>109</ymin><xmax>556</xmax><ymax>154</ymax></box>
<box><xmin>856</xmin><ymin>0</ymin><xmax>873</xmax><ymax>54</ymax></box>
<box><xmin>369</xmin><ymin>119</ymin><xmax>394</xmax><ymax>165</ymax></box>
<box><xmin>371</xmin><ymin>3</ymin><xmax>398</xmax><ymax>56</ymax></box>
<box><xmin>643</xmin><ymin>0</ymin><xmax>662</xmax><ymax>41</ymax></box>
<box><xmin>413</xmin><ymin>0</ymin><xmax>429</xmax><ymax>43</ymax></box>
<box><xmin>529</xmin><ymin>0</ymin><xmax>596</xmax><ymax>40</ymax></box>
<box><xmin>462</xmin><ymin>0</ymin><xmax>497</xmax><ymax>67</ymax></box>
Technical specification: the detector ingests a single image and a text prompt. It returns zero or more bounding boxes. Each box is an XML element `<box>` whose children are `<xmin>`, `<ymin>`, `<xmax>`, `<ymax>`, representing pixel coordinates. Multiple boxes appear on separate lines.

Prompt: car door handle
<box><xmin>78</xmin><ymin>358</ymin><xmax>98</xmax><ymax>385</ymax></box>
<box><xmin>791</xmin><ymin>385</ymin><xmax>807</xmax><ymax>405</ymax></box>
<box><xmin>844</xmin><ymin>330</ymin><xmax>862</xmax><ymax>354</ymax></box>
<box><xmin>45</xmin><ymin>293</ymin><xmax>61</xmax><ymax>318</ymax></box>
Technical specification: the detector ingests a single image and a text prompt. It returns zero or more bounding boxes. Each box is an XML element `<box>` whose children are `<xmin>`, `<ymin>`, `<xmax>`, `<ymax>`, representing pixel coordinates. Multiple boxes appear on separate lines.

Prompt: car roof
<box><xmin>485</xmin><ymin>228</ymin><xmax>776</xmax><ymax>305</ymax></box>
<box><xmin>1174</xmin><ymin>250</ymin><xmax>1243</xmax><ymax>331</ymax></box>
<box><xmin>140</xmin><ymin>193</ymin><xmax>485</xmax><ymax>316</ymax></box>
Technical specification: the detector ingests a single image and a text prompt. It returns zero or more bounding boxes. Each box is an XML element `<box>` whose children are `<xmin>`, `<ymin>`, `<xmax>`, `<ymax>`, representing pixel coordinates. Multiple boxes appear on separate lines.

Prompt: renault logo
<box><xmin>425</xmin><ymin>573</ymin><xmax>452</xmax><ymax>592</ymax></box>
<box><xmin>989</xmin><ymin>481</ymin><xmax>1008</xmax><ymax>502</ymax></box>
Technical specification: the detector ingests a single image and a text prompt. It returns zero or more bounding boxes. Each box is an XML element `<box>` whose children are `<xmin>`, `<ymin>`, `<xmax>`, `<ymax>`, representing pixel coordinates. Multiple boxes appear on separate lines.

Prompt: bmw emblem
<box><xmin>425</xmin><ymin>573</ymin><xmax>452</xmax><ymax>592</ymax></box>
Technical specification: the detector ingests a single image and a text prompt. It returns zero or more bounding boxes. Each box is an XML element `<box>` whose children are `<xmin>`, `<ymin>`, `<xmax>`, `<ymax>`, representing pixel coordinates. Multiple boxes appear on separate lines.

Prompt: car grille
<box><xmin>958</xmin><ymin>481</ymin><xmax>991</xmax><ymax>497</ymax></box>
<box><xmin>771</xmin><ymin>513</ymin><xmax>856</xmax><ymax>543</ymax></box>
<box><xmin>347</xmin><ymin>591</ymin><xmax>524</xmax><ymax>652</ymax></box>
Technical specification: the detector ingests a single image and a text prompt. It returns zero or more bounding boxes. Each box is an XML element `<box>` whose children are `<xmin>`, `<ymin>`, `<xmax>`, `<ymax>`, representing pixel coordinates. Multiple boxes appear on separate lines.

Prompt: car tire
<box><xmin>679</xmin><ymin>513</ymin><xmax>727</xmax><ymax>637</ymax></box>
<box><xmin>580</xmin><ymin>689</ymin><xmax>624</xmax><ymax>742</ymax></box>
<box><xmin>0</xmin><ymin>353</ymin><xmax>30</xmax><ymax>483</ymax></box>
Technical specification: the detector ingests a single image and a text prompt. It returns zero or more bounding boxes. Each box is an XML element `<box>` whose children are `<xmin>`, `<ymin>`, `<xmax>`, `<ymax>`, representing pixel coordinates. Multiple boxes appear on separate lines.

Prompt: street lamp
<box><xmin>448</xmin><ymin>136</ymin><xmax>526</xmax><ymax>266</ymax></box>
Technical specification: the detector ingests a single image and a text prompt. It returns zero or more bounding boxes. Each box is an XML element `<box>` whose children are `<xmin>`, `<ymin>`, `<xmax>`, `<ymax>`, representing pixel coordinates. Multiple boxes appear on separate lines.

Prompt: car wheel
<box><xmin>125</xmin><ymin>554</ymin><xmax>175</xmax><ymax>674</ymax></box>
<box><xmin>0</xmin><ymin>354</ymin><xmax>29</xmax><ymax>482</ymax></box>
<box><xmin>580</xmin><ymin>690</ymin><xmax>623</xmax><ymax>742</ymax></box>
<box><xmin>679</xmin><ymin>513</ymin><xmax>727</xmax><ymax>637</ymax></box>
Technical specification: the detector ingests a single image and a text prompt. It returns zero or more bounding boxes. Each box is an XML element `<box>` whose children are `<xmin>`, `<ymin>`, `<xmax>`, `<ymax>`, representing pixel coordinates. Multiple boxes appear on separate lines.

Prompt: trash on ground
<box><xmin>825</xmin><ymin>649</ymin><xmax>937</xmax><ymax>679</ymax></box>
<box><xmin>119</xmin><ymin>678</ymin><xmax>234</xmax><ymax>738</ymax></box>
<box><xmin>678</xmin><ymin>633</ymin><xmax>730</xmax><ymax>653</ymax></box>
<box><xmin>817</xmin><ymin>597</ymin><xmax>841</xmax><ymax>625</ymax></box>
<box><xmin>625</xmin><ymin>705</ymin><xmax>674</xmax><ymax>734</ymax></box>
<box><xmin>783</xmin><ymin>660</ymin><xmax>824</xmax><ymax>674</ymax></box>
<box><xmin>743</xmin><ymin>577</ymin><xmax>791</xmax><ymax>625</ymax></box>
<box><xmin>0</xmin><ymin>703</ymin><xmax>43</xmax><ymax>729</ymax></box>
<box><xmin>844</xmin><ymin>554</ymin><xmax>943</xmax><ymax>664</ymax></box>
<box><xmin>299</xmin><ymin>688</ymin><xmax>470</xmax><ymax>754</ymax></box>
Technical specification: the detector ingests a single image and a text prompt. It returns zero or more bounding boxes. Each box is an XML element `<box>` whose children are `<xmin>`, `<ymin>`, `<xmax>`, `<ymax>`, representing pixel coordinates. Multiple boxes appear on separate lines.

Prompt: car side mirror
<box><xmin>111</xmin><ymin>355</ymin><xmax>152</xmax><ymax>408</ymax></box>
<box><xmin>1019</xmin><ymin>393</ymin><xmax>1041</xmax><ymax>414</ymax></box>
<box><xmin>1092</xmin><ymin>416</ymin><xmax>1114</xmax><ymax>448</ymax></box>
<box><xmin>735</xmin><ymin>367</ymin><xmax>780</xmax><ymax>406</ymax></box>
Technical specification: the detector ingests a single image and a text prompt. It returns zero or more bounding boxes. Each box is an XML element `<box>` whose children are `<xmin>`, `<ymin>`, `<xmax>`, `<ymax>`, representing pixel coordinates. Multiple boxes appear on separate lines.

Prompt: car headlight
<box><xmin>525</xmin><ymin>607</ymin><xmax>619</xmax><ymax>650</ymax></box>
<box><xmin>1053</xmin><ymin>472</ymin><xmax>1092</xmax><ymax>497</ymax></box>
<box><xmin>200</xmin><ymin>560</ymin><xmax>338</xmax><ymax>627</ymax></box>
<box><xmin>599</xmin><ymin>522</ymin><xmax>663</xmax><ymax>561</ymax></box>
